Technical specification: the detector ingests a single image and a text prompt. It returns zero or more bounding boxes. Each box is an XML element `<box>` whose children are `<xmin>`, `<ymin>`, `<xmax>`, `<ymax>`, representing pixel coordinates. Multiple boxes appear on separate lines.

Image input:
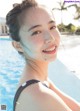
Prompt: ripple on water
<box><xmin>0</xmin><ymin>37</ymin><xmax>25</xmax><ymax>111</ymax></box>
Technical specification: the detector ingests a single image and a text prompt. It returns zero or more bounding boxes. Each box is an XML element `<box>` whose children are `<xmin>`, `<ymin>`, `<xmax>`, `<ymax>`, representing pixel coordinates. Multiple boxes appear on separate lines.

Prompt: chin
<box><xmin>49</xmin><ymin>57</ymin><xmax>57</xmax><ymax>62</ymax></box>
<box><xmin>44</xmin><ymin>54</ymin><xmax>57</xmax><ymax>63</ymax></box>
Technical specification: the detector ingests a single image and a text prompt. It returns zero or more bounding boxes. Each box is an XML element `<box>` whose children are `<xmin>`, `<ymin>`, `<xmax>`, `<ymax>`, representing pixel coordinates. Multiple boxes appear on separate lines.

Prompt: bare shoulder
<box><xmin>15</xmin><ymin>82</ymin><xmax>71</xmax><ymax>111</ymax></box>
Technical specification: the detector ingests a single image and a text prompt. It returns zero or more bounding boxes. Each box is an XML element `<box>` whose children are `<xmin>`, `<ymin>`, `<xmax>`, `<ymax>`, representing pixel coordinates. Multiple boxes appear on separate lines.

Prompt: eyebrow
<box><xmin>48</xmin><ymin>20</ymin><xmax>55</xmax><ymax>24</ymax></box>
<box><xmin>28</xmin><ymin>25</ymin><xmax>41</xmax><ymax>32</ymax></box>
<box><xmin>28</xmin><ymin>20</ymin><xmax>55</xmax><ymax>32</ymax></box>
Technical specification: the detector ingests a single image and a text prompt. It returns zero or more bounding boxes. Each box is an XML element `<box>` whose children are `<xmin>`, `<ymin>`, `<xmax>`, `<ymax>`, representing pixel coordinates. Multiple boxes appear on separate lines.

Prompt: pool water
<box><xmin>0</xmin><ymin>37</ymin><xmax>25</xmax><ymax>111</ymax></box>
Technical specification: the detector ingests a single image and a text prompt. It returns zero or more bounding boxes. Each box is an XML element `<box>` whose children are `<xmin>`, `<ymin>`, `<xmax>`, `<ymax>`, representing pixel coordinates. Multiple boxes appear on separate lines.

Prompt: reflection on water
<box><xmin>0</xmin><ymin>37</ymin><xmax>25</xmax><ymax>111</ymax></box>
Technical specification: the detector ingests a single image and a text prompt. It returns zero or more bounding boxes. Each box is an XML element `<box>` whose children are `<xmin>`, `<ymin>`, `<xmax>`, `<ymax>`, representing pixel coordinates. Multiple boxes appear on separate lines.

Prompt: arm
<box><xmin>48</xmin><ymin>78</ymin><xmax>80</xmax><ymax>111</ymax></box>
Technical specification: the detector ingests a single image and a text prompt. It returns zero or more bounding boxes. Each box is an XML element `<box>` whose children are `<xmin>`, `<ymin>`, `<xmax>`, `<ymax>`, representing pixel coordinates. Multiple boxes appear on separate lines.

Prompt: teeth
<box><xmin>44</xmin><ymin>46</ymin><xmax>56</xmax><ymax>51</ymax></box>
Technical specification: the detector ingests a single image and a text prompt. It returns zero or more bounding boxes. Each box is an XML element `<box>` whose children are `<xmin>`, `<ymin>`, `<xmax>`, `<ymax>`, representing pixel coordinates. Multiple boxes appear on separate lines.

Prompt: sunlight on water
<box><xmin>0</xmin><ymin>37</ymin><xmax>25</xmax><ymax>111</ymax></box>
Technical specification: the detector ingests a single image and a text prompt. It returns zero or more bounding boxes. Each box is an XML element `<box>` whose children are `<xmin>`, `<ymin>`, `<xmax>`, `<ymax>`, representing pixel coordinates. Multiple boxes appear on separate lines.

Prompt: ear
<box><xmin>12</xmin><ymin>41</ymin><xmax>23</xmax><ymax>53</ymax></box>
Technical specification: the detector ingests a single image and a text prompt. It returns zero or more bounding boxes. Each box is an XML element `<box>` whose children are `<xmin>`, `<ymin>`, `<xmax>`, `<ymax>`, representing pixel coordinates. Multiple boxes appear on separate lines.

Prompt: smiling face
<box><xmin>18</xmin><ymin>6</ymin><xmax>60</xmax><ymax>62</ymax></box>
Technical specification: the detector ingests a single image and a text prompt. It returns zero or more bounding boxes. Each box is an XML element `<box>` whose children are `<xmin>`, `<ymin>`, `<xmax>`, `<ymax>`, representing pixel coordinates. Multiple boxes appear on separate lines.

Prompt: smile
<box><xmin>42</xmin><ymin>45</ymin><xmax>57</xmax><ymax>54</ymax></box>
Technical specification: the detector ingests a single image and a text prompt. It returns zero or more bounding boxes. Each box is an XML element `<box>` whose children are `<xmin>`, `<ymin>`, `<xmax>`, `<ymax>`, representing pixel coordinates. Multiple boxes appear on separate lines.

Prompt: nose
<box><xmin>44</xmin><ymin>31</ymin><xmax>55</xmax><ymax>44</ymax></box>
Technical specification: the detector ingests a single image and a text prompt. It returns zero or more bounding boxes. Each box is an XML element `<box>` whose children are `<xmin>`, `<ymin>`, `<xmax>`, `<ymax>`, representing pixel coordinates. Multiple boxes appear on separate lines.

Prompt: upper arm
<box><xmin>15</xmin><ymin>83</ymin><xmax>72</xmax><ymax>111</ymax></box>
<box><xmin>35</xmin><ymin>87</ymin><xmax>72</xmax><ymax>111</ymax></box>
<box><xmin>48</xmin><ymin>78</ymin><xmax>80</xmax><ymax>111</ymax></box>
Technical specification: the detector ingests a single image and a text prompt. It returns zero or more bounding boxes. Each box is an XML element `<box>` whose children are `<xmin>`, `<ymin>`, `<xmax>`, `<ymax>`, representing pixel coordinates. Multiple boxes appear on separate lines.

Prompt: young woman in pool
<box><xmin>6</xmin><ymin>0</ymin><xmax>80</xmax><ymax>111</ymax></box>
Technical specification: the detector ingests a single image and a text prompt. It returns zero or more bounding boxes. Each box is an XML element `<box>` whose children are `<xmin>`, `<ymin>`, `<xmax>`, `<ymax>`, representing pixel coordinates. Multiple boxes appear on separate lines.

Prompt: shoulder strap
<box><xmin>13</xmin><ymin>79</ymin><xmax>40</xmax><ymax>111</ymax></box>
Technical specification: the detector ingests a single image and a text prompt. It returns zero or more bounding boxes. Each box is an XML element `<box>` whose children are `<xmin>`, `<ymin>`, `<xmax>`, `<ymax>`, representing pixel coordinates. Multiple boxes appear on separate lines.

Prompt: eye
<box><xmin>31</xmin><ymin>30</ymin><xmax>42</xmax><ymax>36</ymax></box>
<box><xmin>50</xmin><ymin>26</ymin><xmax>56</xmax><ymax>30</ymax></box>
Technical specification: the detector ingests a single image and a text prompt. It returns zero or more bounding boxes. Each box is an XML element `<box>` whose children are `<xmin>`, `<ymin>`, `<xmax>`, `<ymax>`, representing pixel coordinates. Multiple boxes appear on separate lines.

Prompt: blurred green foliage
<box><xmin>75</xmin><ymin>27</ymin><xmax>80</xmax><ymax>35</ymax></box>
<box><xmin>57</xmin><ymin>23</ymin><xmax>80</xmax><ymax>35</ymax></box>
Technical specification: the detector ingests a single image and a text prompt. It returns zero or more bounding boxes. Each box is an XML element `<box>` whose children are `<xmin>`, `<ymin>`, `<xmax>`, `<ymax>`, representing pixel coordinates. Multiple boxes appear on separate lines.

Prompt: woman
<box><xmin>6</xmin><ymin>0</ymin><xmax>80</xmax><ymax>111</ymax></box>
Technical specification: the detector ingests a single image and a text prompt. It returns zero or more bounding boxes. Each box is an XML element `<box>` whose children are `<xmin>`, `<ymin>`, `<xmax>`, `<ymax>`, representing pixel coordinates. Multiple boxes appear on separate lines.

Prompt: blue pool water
<box><xmin>0</xmin><ymin>37</ymin><xmax>25</xmax><ymax>111</ymax></box>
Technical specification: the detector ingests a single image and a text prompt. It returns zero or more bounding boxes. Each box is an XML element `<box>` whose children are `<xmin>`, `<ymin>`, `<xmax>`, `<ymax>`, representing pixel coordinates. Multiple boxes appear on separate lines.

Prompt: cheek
<box><xmin>53</xmin><ymin>30</ymin><xmax>60</xmax><ymax>44</ymax></box>
<box><xmin>29</xmin><ymin>36</ymin><xmax>44</xmax><ymax>48</ymax></box>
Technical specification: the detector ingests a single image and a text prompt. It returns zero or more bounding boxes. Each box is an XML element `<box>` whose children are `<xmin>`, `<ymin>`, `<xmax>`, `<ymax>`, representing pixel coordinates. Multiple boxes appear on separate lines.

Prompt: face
<box><xmin>19</xmin><ymin>6</ymin><xmax>60</xmax><ymax>62</ymax></box>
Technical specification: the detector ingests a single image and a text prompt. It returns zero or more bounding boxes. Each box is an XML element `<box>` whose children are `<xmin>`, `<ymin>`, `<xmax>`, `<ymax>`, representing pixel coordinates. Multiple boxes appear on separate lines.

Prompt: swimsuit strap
<box><xmin>13</xmin><ymin>79</ymin><xmax>48</xmax><ymax>111</ymax></box>
<box><xmin>13</xmin><ymin>79</ymin><xmax>40</xmax><ymax>111</ymax></box>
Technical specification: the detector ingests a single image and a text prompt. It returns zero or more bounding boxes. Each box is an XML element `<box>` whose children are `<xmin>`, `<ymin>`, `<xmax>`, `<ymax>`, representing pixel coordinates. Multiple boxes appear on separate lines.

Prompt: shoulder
<box><xmin>15</xmin><ymin>82</ymin><xmax>71</xmax><ymax>111</ymax></box>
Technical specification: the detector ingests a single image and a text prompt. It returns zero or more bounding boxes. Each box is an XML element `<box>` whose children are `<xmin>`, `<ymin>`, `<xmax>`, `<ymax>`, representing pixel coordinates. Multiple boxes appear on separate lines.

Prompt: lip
<box><xmin>45</xmin><ymin>45</ymin><xmax>56</xmax><ymax>50</ymax></box>
<box><xmin>42</xmin><ymin>45</ymin><xmax>57</xmax><ymax>54</ymax></box>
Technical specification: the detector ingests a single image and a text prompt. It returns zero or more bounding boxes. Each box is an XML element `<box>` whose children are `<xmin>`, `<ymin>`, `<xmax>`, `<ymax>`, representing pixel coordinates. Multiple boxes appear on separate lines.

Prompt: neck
<box><xmin>22</xmin><ymin>59</ymin><xmax>49</xmax><ymax>82</ymax></box>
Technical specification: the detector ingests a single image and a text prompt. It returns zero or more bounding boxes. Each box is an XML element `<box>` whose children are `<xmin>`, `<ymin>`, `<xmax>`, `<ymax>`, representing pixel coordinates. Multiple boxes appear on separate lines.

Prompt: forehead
<box><xmin>21</xmin><ymin>6</ymin><xmax>55</xmax><ymax>27</ymax></box>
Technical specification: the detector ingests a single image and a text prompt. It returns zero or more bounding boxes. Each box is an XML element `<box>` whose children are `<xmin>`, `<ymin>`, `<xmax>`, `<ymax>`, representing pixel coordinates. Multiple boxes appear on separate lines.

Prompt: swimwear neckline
<box><xmin>21</xmin><ymin>79</ymin><xmax>49</xmax><ymax>88</ymax></box>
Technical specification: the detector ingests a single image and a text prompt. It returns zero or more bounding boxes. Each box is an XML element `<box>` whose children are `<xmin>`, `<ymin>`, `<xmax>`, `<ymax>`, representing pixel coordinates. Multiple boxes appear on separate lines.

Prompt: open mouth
<box><xmin>42</xmin><ymin>46</ymin><xmax>57</xmax><ymax>54</ymax></box>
